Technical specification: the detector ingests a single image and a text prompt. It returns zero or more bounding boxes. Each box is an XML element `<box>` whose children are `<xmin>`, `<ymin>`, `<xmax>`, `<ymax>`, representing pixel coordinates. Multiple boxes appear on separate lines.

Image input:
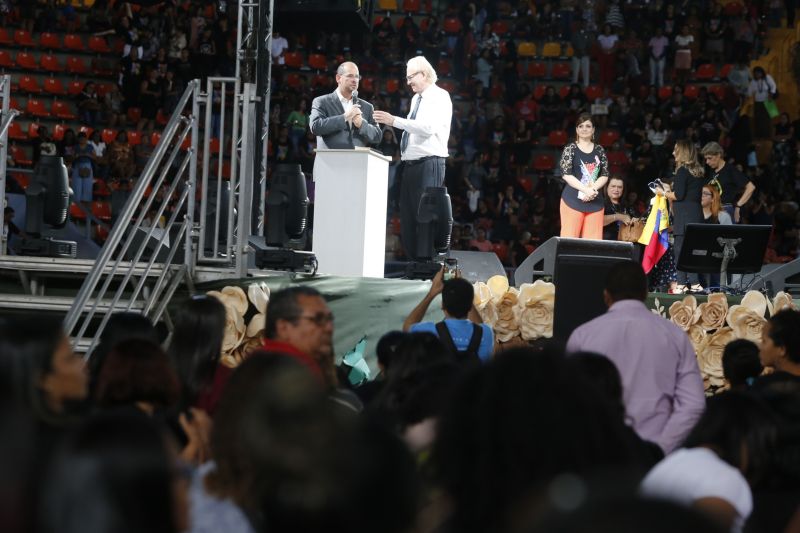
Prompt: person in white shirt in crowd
<box><xmin>748</xmin><ymin>66</ymin><xmax>777</xmax><ymax>139</ymax></box>
<box><xmin>641</xmin><ymin>392</ymin><xmax>777</xmax><ymax>533</ymax></box>
<box><xmin>374</xmin><ymin>55</ymin><xmax>453</xmax><ymax>260</ymax></box>
<box><xmin>271</xmin><ymin>30</ymin><xmax>288</xmax><ymax>65</ymax></box>
<box><xmin>648</xmin><ymin>26</ymin><xmax>670</xmax><ymax>88</ymax></box>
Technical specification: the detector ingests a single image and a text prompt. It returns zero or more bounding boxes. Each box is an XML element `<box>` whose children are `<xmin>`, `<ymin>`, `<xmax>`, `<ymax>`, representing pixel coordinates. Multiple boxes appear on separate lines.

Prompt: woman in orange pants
<box><xmin>558</xmin><ymin>112</ymin><xmax>610</xmax><ymax>239</ymax></box>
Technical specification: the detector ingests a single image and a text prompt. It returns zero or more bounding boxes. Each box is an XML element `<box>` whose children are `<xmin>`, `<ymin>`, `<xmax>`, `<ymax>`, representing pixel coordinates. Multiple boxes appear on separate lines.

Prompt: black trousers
<box><xmin>399</xmin><ymin>157</ymin><xmax>445</xmax><ymax>260</ymax></box>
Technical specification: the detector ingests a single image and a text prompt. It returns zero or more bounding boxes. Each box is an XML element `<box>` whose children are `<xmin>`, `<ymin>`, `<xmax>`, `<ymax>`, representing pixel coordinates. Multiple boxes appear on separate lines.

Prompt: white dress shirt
<box><xmin>394</xmin><ymin>83</ymin><xmax>452</xmax><ymax>161</ymax></box>
<box><xmin>748</xmin><ymin>75</ymin><xmax>776</xmax><ymax>102</ymax></box>
<box><xmin>336</xmin><ymin>88</ymin><xmax>354</xmax><ymax>117</ymax></box>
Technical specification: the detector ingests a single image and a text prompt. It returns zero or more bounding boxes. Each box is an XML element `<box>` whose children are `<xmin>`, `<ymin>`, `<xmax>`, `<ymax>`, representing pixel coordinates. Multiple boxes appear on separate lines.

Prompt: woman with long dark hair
<box><xmin>657</xmin><ymin>139</ymin><xmax>704</xmax><ymax>291</ymax></box>
<box><xmin>558</xmin><ymin>112</ymin><xmax>610</xmax><ymax>239</ymax></box>
<box><xmin>168</xmin><ymin>295</ymin><xmax>228</xmax><ymax>414</ymax></box>
<box><xmin>602</xmin><ymin>176</ymin><xmax>637</xmax><ymax>241</ymax></box>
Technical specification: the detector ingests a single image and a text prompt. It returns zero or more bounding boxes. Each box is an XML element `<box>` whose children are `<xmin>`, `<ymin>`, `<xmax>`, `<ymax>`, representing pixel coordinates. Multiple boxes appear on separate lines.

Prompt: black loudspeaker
<box><xmin>549</xmin><ymin>238</ymin><xmax>636</xmax><ymax>341</ymax></box>
<box><xmin>276</xmin><ymin>0</ymin><xmax>372</xmax><ymax>30</ymax></box>
<box><xmin>447</xmin><ymin>250</ymin><xmax>507</xmax><ymax>284</ymax></box>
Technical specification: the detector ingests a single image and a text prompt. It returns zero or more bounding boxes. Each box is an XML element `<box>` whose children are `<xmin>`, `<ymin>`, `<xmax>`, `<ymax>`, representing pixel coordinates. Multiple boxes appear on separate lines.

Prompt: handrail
<box><xmin>65</xmin><ymin>78</ymin><xmax>260</xmax><ymax>356</ymax></box>
<box><xmin>0</xmin><ymin>75</ymin><xmax>13</xmax><ymax>255</ymax></box>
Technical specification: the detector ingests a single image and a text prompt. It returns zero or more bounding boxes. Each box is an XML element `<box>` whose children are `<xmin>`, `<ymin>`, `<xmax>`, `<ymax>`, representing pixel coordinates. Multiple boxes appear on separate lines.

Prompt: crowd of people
<box><xmin>2</xmin><ymin>261</ymin><xmax>800</xmax><ymax>533</ymax></box>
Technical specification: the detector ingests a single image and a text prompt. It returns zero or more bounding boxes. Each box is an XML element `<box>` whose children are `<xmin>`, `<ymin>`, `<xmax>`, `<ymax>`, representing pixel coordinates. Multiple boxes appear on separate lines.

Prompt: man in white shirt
<box><xmin>271</xmin><ymin>31</ymin><xmax>288</xmax><ymax>65</ymax></box>
<box><xmin>374</xmin><ymin>55</ymin><xmax>452</xmax><ymax>260</ymax></box>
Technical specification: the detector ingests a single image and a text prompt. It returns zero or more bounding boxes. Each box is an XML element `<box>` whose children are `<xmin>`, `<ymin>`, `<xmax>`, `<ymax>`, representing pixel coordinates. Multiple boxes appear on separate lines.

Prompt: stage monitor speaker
<box><xmin>550</xmin><ymin>238</ymin><xmax>636</xmax><ymax>341</ymax></box>
<box><xmin>124</xmin><ymin>226</ymin><xmax>185</xmax><ymax>263</ymax></box>
<box><xmin>447</xmin><ymin>250</ymin><xmax>506</xmax><ymax>284</ymax></box>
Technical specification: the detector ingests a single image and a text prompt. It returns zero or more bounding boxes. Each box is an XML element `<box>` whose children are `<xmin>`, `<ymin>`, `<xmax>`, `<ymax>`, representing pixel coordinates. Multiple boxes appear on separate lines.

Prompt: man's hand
<box><xmin>353</xmin><ymin>114</ymin><xmax>363</xmax><ymax>129</ymax></box>
<box><xmin>373</xmin><ymin>110</ymin><xmax>395</xmax><ymax>126</ymax></box>
<box><xmin>344</xmin><ymin>105</ymin><xmax>362</xmax><ymax>124</ymax></box>
<box><xmin>429</xmin><ymin>266</ymin><xmax>445</xmax><ymax>296</ymax></box>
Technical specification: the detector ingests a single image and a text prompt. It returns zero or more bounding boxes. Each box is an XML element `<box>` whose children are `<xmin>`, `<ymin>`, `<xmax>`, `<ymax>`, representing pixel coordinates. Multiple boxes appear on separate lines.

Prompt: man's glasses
<box><xmin>405</xmin><ymin>71</ymin><xmax>422</xmax><ymax>81</ymax></box>
<box><xmin>297</xmin><ymin>312</ymin><xmax>335</xmax><ymax>326</ymax></box>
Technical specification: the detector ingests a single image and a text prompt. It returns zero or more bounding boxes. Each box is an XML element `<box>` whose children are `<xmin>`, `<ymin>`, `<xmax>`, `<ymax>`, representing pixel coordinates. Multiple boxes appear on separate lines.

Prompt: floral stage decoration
<box><xmin>654</xmin><ymin>290</ymin><xmax>796</xmax><ymax>392</ymax></box>
<box><xmin>206</xmin><ymin>283</ymin><xmax>270</xmax><ymax>368</ymax></box>
<box><xmin>473</xmin><ymin>276</ymin><xmax>796</xmax><ymax>393</ymax></box>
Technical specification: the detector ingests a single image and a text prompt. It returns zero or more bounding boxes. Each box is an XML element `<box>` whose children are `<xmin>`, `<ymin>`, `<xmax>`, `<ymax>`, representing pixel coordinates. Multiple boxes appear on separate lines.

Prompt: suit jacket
<box><xmin>309</xmin><ymin>91</ymin><xmax>383</xmax><ymax>150</ymax></box>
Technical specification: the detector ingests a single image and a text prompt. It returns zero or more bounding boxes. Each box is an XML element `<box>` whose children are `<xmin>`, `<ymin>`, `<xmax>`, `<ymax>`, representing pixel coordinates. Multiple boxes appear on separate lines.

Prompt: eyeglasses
<box><xmin>405</xmin><ymin>71</ymin><xmax>422</xmax><ymax>81</ymax></box>
<box><xmin>297</xmin><ymin>312</ymin><xmax>335</xmax><ymax>326</ymax></box>
<box><xmin>701</xmin><ymin>191</ymin><xmax>713</xmax><ymax>197</ymax></box>
<box><xmin>341</xmin><ymin>74</ymin><xmax>361</xmax><ymax>80</ymax></box>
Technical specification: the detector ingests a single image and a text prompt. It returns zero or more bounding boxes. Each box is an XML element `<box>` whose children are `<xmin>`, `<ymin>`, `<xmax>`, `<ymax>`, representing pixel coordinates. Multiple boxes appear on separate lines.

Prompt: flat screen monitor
<box><xmin>676</xmin><ymin>223</ymin><xmax>771</xmax><ymax>274</ymax></box>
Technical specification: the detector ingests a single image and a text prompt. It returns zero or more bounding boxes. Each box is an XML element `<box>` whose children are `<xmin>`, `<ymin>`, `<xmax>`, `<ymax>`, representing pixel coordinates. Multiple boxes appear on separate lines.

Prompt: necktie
<box><xmin>400</xmin><ymin>95</ymin><xmax>422</xmax><ymax>154</ymax></box>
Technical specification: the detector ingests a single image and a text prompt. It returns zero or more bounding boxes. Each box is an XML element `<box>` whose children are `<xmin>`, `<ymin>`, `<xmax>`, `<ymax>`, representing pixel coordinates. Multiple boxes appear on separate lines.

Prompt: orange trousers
<box><xmin>560</xmin><ymin>199</ymin><xmax>604</xmax><ymax>239</ymax></box>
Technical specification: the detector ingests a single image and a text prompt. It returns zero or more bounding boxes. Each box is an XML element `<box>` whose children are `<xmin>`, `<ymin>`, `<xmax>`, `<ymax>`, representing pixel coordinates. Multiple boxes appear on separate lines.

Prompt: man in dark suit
<box><xmin>309</xmin><ymin>62</ymin><xmax>382</xmax><ymax>150</ymax></box>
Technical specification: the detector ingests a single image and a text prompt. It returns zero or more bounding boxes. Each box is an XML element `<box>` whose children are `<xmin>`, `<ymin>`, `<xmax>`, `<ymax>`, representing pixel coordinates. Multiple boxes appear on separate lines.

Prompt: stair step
<box><xmin>0</xmin><ymin>294</ymin><xmax>145</xmax><ymax>313</ymax></box>
<box><xmin>0</xmin><ymin>256</ymin><xmax>167</xmax><ymax>277</ymax></box>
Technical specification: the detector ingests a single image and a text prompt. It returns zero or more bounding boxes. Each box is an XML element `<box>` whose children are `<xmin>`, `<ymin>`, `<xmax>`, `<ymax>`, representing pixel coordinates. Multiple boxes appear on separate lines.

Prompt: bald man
<box><xmin>309</xmin><ymin>61</ymin><xmax>382</xmax><ymax>150</ymax></box>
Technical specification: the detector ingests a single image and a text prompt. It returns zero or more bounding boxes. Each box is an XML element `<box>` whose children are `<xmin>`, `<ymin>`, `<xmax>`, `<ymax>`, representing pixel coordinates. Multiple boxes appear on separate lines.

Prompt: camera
<box><xmin>443</xmin><ymin>257</ymin><xmax>458</xmax><ymax>280</ymax></box>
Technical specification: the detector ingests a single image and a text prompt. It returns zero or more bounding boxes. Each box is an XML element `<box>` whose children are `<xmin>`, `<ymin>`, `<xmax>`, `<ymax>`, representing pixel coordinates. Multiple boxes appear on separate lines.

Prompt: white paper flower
<box><xmin>248</xmin><ymin>283</ymin><xmax>270</xmax><ymax>314</ymax></box>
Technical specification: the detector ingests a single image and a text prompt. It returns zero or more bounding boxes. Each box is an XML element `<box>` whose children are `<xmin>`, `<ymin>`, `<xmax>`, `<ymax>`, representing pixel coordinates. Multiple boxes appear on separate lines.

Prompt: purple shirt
<box><xmin>567</xmin><ymin>299</ymin><xmax>705</xmax><ymax>454</ymax></box>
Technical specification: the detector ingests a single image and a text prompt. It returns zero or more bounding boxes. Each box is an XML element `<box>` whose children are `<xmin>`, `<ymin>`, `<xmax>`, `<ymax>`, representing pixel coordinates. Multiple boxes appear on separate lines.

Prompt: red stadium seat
<box><xmin>694</xmin><ymin>63</ymin><xmax>715</xmax><ymax>80</ymax></box>
<box><xmin>40</xmin><ymin>54</ymin><xmax>63</xmax><ymax>73</ymax></box>
<box><xmin>26</xmin><ymin>98</ymin><xmax>50</xmax><ymax>118</ymax></box>
<box><xmin>10</xmin><ymin>145</ymin><xmax>32</xmax><ymax>166</ymax></box>
<box><xmin>101</xmin><ymin>128</ymin><xmax>117</xmax><ymax>144</ymax></box>
<box><xmin>403</xmin><ymin>0</ymin><xmax>421</xmax><ymax>12</ymax></box>
<box><xmin>658</xmin><ymin>86</ymin><xmax>673</xmax><ymax>100</ymax></box>
<box><xmin>88</xmin><ymin>36</ymin><xmax>111</xmax><ymax>53</ymax></box>
<box><xmin>15</xmin><ymin>51</ymin><xmax>38</xmax><ymax>70</ymax></box>
<box><xmin>27</xmin><ymin>123</ymin><xmax>41</xmax><ymax>139</ymax></box>
<box><xmin>443</xmin><ymin>17</ymin><xmax>462</xmax><ymax>33</ymax></box>
<box><xmin>492</xmin><ymin>242</ymin><xmax>509</xmax><ymax>263</ymax></box>
<box><xmin>64</xmin><ymin>34</ymin><xmax>85</xmax><ymax>52</ymax></box>
<box><xmin>13</xmin><ymin>30</ymin><xmax>35</xmax><ymax>47</ymax></box>
<box><xmin>44</xmin><ymin>77</ymin><xmax>67</xmax><ymax>96</ymax></box>
<box><xmin>283</xmin><ymin>51</ymin><xmax>304</xmax><ymax>69</ymax></box>
<box><xmin>552</xmin><ymin>63</ymin><xmax>571</xmax><ymax>79</ymax></box>
<box><xmin>91</xmin><ymin>201</ymin><xmax>112</xmax><ymax>223</ymax></box>
<box><xmin>491</xmin><ymin>20</ymin><xmax>509</xmax><ymax>35</ymax></box>
<box><xmin>683</xmin><ymin>84</ymin><xmax>699</xmax><ymax>99</ymax></box>
<box><xmin>67</xmin><ymin>80</ymin><xmax>84</xmax><ymax>96</ymax></box>
<box><xmin>533</xmin><ymin>153</ymin><xmax>555</xmax><ymax>171</ymax></box>
<box><xmin>39</xmin><ymin>32</ymin><xmax>61</xmax><ymax>49</ymax></box>
<box><xmin>8</xmin><ymin>122</ymin><xmax>26</xmax><ymax>141</ymax></box>
<box><xmin>70</xmin><ymin>203</ymin><xmax>86</xmax><ymax>221</ymax></box>
<box><xmin>78</xmin><ymin>125</ymin><xmax>93</xmax><ymax>138</ymax></box>
<box><xmin>547</xmin><ymin>130</ymin><xmax>568</xmax><ymax>147</ymax></box>
<box><xmin>93</xmin><ymin>179</ymin><xmax>111</xmax><ymax>198</ymax></box>
<box><xmin>385</xmin><ymin>78</ymin><xmax>400</xmax><ymax>94</ymax></box>
<box><xmin>558</xmin><ymin>85</ymin><xmax>570</xmax><ymax>98</ymax></box>
<box><xmin>150</xmin><ymin>131</ymin><xmax>162</xmax><ymax>146</ymax></box>
<box><xmin>127</xmin><ymin>107</ymin><xmax>142</xmax><ymax>123</ymax></box>
<box><xmin>598</xmin><ymin>130</ymin><xmax>620</xmax><ymax>147</ymax></box>
<box><xmin>533</xmin><ymin>85</ymin><xmax>546</xmax><ymax>100</ymax></box>
<box><xmin>19</xmin><ymin>75</ymin><xmax>42</xmax><ymax>94</ymax></box>
<box><xmin>585</xmin><ymin>85</ymin><xmax>602</xmax><ymax>101</ymax></box>
<box><xmin>0</xmin><ymin>28</ymin><xmax>12</xmax><ymax>46</ymax></box>
<box><xmin>528</xmin><ymin>62</ymin><xmax>546</xmax><ymax>78</ymax></box>
<box><xmin>66</xmin><ymin>56</ymin><xmax>89</xmax><ymax>75</ymax></box>
<box><xmin>308</xmin><ymin>53</ymin><xmax>327</xmax><ymax>70</ymax></box>
<box><xmin>719</xmin><ymin>64</ymin><xmax>733</xmax><ymax>79</ymax></box>
<box><xmin>285</xmin><ymin>73</ymin><xmax>301</xmax><ymax>88</ymax></box>
<box><xmin>52</xmin><ymin>123</ymin><xmax>66</xmax><ymax>141</ymax></box>
<box><xmin>95</xmin><ymin>82</ymin><xmax>115</xmax><ymax>98</ymax></box>
<box><xmin>209</xmin><ymin>137</ymin><xmax>221</xmax><ymax>154</ymax></box>
<box><xmin>0</xmin><ymin>50</ymin><xmax>13</xmax><ymax>69</ymax></box>
<box><xmin>127</xmin><ymin>130</ymin><xmax>143</xmax><ymax>146</ymax></box>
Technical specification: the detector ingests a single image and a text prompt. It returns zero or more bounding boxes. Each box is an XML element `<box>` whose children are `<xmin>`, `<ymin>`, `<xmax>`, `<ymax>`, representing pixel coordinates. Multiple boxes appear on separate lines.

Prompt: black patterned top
<box><xmin>559</xmin><ymin>142</ymin><xmax>609</xmax><ymax>213</ymax></box>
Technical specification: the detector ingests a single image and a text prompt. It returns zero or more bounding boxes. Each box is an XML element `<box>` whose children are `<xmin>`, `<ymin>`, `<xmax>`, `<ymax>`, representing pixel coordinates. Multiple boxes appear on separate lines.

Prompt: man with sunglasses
<box><xmin>374</xmin><ymin>55</ymin><xmax>453</xmax><ymax>260</ymax></box>
<box><xmin>309</xmin><ymin>61</ymin><xmax>382</xmax><ymax>151</ymax></box>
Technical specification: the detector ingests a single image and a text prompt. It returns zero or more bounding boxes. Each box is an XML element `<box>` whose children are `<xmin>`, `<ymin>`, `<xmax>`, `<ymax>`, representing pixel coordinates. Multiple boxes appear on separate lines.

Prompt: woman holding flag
<box><xmin>558</xmin><ymin>113</ymin><xmax>610</xmax><ymax>239</ymax></box>
<box><xmin>656</xmin><ymin>140</ymin><xmax>705</xmax><ymax>292</ymax></box>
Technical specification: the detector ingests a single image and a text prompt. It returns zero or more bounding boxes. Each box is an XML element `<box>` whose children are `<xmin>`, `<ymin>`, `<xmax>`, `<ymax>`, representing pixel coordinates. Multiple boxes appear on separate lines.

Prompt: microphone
<box><xmin>352</xmin><ymin>90</ymin><xmax>359</xmax><ymax>106</ymax></box>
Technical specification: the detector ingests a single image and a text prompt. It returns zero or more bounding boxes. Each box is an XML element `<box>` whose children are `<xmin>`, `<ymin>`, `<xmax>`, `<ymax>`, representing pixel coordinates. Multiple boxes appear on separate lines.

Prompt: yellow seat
<box><xmin>541</xmin><ymin>42</ymin><xmax>562</xmax><ymax>58</ymax></box>
<box><xmin>517</xmin><ymin>42</ymin><xmax>537</xmax><ymax>57</ymax></box>
<box><xmin>377</xmin><ymin>0</ymin><xmax>398</xmax><ymax>10</ymax></box>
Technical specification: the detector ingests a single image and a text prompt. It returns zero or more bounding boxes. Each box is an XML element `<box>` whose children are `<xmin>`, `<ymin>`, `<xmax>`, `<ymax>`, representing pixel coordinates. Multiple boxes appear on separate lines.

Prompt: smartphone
<box><xmin>443</xmin><ymin>257</ymin><xmax>458</xmax><ymax>280</ymax></box>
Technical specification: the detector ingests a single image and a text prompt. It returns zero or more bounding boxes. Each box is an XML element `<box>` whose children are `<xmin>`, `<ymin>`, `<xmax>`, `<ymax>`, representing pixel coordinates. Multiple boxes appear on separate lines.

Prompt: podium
<box><xmin>312</xmin><ymin>148</ymin><xmax>391</xmax><ymax>277</ymax></box>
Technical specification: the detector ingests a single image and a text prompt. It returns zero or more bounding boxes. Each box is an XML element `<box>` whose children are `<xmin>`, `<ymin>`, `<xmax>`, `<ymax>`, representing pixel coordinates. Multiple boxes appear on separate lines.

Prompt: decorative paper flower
<box><xmin>696</xmin><ymin>293</ymin><xmax>729</xmax><ymax>331</ymax></box>
<box><xmin>473</xmin><ymin>281</ymin><xmax>499</xmax><ymax>328</ymax></box>
<box><xmin>739</xmin><ymin>290</ymin><xmax>767</xmax><ymax>318</ymax></box>
<box><xmin>696</xmin><ymin>327</ymin><xmax>735</xmax><ymax>388</ymax></box>
<box><xmin>769</xmin><ymin>291</ymin><xmax>796</xmax><ymax>316</ymax></box>
<box><xmin>486</xmin><ymin>275</ymin><xmax>511</xmax><ymax>303</ymax></box>
<box><xmin>514</xmin><ymin>280</ymin><xmax>555</xmax><ymax>340</ymax></box>
<box><xmin>221</xmin><ymin>286</ymin><xmax>249</xmax><ymax>315</ymax></box>
<box><xmin>493</xmin><ymin>287</ymin><xmax>520</xmax><ymax>342</ymax></box>
<box><xmin>246</xmin><ymin>312</ymin><xmax>266</xmax><ymax>338</ymax></box>
<box><xmin>726</xmin><ymin>305</ymin><xmax>766</xmax><ymax>343</ymax></box>
<box><xmin>669</xmin><ymin>295</ymin><xmax>700</xmax><ymax>331</ymax></box>
<box><xmin>687</xmin><ymin>324</ymin><xmax>707</xmax><ymax>353</ymax></box>
<box><xmin>248</xmin><ymin>283</ymin><xmax>270</xmax><ymax>314</ymax></box>
<box><xmin>651</xmin><ymin>297</ymin><xmax>666</xmax><ymax>318</ymax></box>
<box><xmin>220</xmin><ymin>301</ymin><xmax>246</xmax><ymax>353</ymax></box>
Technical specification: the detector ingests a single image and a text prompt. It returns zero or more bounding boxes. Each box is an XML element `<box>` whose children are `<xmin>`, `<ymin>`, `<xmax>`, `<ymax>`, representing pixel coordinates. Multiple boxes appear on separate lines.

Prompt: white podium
<box><xmin>312</xmin><ymin>147</ymin><xmax>391</xmax><ymax>278</ymax></box>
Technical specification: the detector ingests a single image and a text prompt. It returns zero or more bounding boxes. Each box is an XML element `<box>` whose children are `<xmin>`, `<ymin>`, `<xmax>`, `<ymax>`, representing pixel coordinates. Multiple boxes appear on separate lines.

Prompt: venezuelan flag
<box><xmin>638</xmin><ymin>195</ymin><xmax>670</xmax><ymax>273</ymax></box>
